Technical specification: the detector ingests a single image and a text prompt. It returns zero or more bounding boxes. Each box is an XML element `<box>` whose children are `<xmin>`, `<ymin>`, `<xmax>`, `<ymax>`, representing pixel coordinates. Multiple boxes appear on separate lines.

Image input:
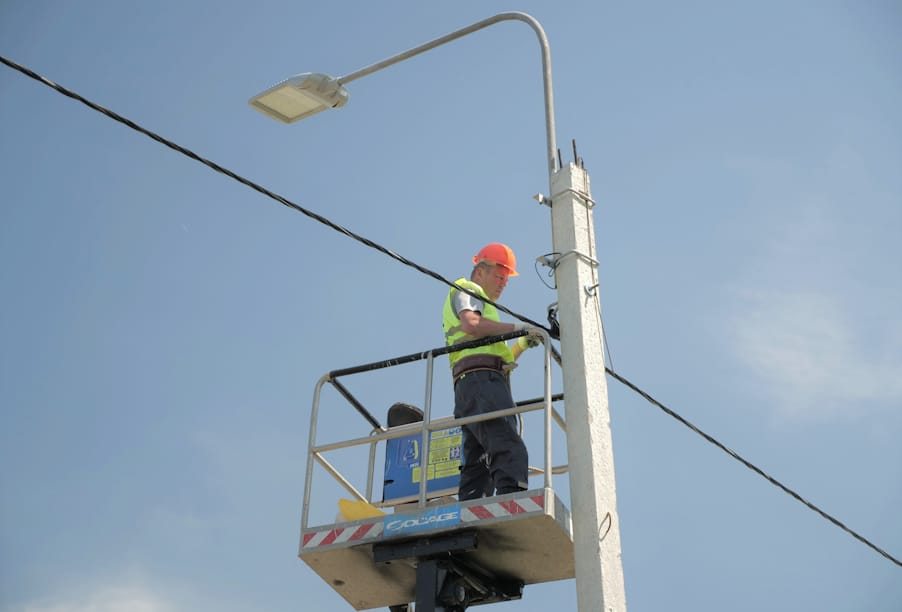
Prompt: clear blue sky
<box><xmin>2</xmin><ymin>1</ymin><xmax>900</xmax><ymax>611</ymax></box>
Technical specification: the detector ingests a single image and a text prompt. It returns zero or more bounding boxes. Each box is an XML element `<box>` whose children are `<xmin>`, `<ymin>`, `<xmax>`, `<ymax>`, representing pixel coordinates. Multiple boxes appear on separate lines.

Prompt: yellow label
<box><xmin>411</xmin><ymin>460</ymin><xmax>461</xmax><ymax>483</ymax></box>
<box><xmin>430</xmin><ymin>434</ymin><xmax>462</xmax><ymax>450</ymax></box>
<box><xmin>430</xmin><ymin>448</ymin><xmax>451</xmax><ymax>463</ymax></box>
<box><xmin>434</xmin><ymin>461</ymin><xmax>460</xmax><ymax>478</ymax></box>
<box><xmin>408</xmin><ymin>427</ymin><xmax>462</xmax><ymax>484</ymax></box>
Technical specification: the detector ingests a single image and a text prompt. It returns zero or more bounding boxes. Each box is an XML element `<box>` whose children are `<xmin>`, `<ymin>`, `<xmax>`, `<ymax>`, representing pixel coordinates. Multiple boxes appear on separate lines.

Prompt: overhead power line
<box><xmin>2</xmin><ymin>54</ymin><xmax>899</xmax><ymax>569</ymax></box>
<box><xmin>0</xmin><ymin>54</ymin><xmax>546</xmax><ymax>333</ymax></box>
<box><xmin>606</xmin><ymin>369</ymin><xmax>901</xmax><ymax>568</ymax></box>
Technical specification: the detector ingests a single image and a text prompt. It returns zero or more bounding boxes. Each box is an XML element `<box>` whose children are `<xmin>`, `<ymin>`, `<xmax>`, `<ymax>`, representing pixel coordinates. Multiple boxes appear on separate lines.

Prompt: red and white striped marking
<box><xmin>461</xmin><ymin>494</ymin><xmax>545</xmax><ymax>522</ymax></box>
<box><xmin>302</xmin><ymin>521</ymin><xmax>383</xmax><ymax>549</ymax></box>
<box><xmin>301</xmin><ymin>494</ymin><xmax>545</xmax><ymax>550</ymax></box>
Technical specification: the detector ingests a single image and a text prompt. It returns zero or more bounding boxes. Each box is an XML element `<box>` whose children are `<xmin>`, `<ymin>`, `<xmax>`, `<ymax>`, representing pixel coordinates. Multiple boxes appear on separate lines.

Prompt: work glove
<box><xmin>513</xmin><ymin>323</ymin><xmax>544</xmax><ymax>349</ymax></box>
<box><xmin>516</xmin><ymin>335</ymin><xmax>541</xmax><ymax>350</ymax></box>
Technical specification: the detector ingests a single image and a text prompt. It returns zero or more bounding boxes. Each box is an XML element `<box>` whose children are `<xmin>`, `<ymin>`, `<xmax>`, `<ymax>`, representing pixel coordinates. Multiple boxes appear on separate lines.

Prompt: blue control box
<box><xmin>383</xmin><ymin>426</ymin><xmax>461</xmax><ymax>503</ymax></box>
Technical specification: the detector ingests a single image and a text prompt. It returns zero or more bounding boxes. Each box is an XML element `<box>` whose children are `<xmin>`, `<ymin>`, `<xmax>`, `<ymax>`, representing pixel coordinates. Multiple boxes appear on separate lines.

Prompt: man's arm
<box><xmin>458</xmin><ymin>310</ymin><xmax>539</xmax><ymax>361</ymax></box>
<box><xmin>458</xmin><ymin>309</ymin><xmax>517</xmax><ymax>338</ymax></box>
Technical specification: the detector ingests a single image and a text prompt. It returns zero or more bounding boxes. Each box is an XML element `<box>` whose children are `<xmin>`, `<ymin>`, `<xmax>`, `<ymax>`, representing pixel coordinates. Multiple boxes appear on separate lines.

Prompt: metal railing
<box><xmin>301</xmin><ymin>329</ymin><xmax>567</xmax><ymax>530</ymax></box>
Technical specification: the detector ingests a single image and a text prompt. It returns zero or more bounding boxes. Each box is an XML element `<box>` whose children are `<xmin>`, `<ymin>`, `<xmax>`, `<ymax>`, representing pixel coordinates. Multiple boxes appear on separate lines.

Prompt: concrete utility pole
<box><xmin>248</xmin><ymin>12</ymin><xmax>628</xmax><ymax>612</ymax></box>
<box><xmin>550</xmin><ymin>162</ymin><xmax>626</xmax><ymax>611</ymax></box>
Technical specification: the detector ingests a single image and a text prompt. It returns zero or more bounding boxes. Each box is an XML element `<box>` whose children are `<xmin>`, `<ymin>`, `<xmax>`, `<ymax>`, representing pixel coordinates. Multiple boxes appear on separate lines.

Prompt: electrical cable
<box><xmin>3</xmin><ymin>53</ymin><xmax>899</xmax><ymax>569</ymax></box>
<box><xmin>598</xmin><ymin>305</ymin><xmax>614</xmax><ymax>371</ymax></box>
<box><xmin>0</xmin><ymin>54</ymin><xmax>549</xmax><ymax>335</ymax></box>
<box><xmin>605</xmin><ymin>367</ymin><xmax>902</xmax><ymax>568</ymax></box>
<box><xmin>579</xmin><ymin>170</ymin><xmax>615</xmax><ymax>372</ymax></box>
<box><xmin>534</xmin><ymin>252</ymin><xmax>558</xmax><ymax>290</ymax></box>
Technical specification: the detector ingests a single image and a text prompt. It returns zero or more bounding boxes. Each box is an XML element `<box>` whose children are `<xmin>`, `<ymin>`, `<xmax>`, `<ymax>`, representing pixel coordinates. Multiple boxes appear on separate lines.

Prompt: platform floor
<box><xmin>298</xmin><ymin>488</ymin><xmax>574</xmax><ymax>610</ymax></box>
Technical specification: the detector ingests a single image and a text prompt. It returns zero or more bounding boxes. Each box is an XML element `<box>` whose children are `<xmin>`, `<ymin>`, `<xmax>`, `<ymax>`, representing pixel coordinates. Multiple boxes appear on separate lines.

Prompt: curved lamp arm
<box><xmin>337</xmin><ymin>12</ymin><xmax>557</xmax><ymax>178</ymax></box>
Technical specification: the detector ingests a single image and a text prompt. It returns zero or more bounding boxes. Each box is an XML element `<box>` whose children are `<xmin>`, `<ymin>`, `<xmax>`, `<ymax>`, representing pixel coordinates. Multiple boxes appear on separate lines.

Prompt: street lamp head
<box><xmin>248</xmin><ymin>73</ymin><xmax>349</xmax><ymax>123</ymax></box>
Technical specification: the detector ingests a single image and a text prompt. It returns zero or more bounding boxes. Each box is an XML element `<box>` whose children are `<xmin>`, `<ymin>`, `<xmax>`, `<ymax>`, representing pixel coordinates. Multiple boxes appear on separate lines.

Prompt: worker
<box><xmin>442</xmin><ymin>242</ymin><xmax>542</xmax><ymax>500</ymax></box>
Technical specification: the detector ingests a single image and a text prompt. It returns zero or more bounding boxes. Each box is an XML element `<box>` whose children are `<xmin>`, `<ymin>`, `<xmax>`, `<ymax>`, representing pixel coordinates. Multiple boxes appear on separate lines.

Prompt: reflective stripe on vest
<box><xmin>442</xmin><ymin>278</ymin><xmax>514</xmax><ymax>369</ymax></box>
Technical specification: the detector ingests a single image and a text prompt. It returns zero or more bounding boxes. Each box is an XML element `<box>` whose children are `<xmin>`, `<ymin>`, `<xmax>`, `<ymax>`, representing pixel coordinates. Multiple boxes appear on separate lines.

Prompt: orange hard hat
<box><xmin>472</xmin><ymin>242</ymin><xmax>519</xmax><ymax>276</ymax></box>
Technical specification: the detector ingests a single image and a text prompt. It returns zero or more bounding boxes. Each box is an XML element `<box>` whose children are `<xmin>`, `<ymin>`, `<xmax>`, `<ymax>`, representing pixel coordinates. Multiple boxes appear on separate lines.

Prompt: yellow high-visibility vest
<box><xmin>442</xmin><ymin>278</ymin><xmax>514</xmax><ymax>369</ymax></box>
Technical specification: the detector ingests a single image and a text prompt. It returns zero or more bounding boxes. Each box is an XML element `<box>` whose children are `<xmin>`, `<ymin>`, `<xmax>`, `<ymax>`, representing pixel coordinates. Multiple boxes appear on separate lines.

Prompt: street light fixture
<box><xmin>249</xmin><ymin>72</ymin><xmax>349</xmax><ymax>123</ymax></box>
<box><xmin>249</xmin><ymin>12</ymin><xmax>626</xmax><ymax>612</ymax></box>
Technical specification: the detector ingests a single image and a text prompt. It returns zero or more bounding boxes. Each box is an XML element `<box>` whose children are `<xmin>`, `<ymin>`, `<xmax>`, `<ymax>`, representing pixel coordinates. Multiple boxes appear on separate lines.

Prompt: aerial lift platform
<box><xmin>300</xmin><ymin>331</ymin><xmax>573</xmax><ymax>610</ymax></box>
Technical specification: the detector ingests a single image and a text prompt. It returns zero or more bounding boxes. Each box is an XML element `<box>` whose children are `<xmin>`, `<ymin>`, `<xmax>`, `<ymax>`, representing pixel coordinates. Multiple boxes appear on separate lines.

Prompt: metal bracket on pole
<box><xmin>535</xmin><ymin>250</ymin><xmax>599</xmax><ymax>272</ymax></box>
<box><xmin>550</xmin><ymin>250</ymin><xmax>600</xmax><ymax>269</ymax></box>
<box><xmin>534</xmin><ymin>188</ymin><xmax>595</xmax><ymax>209</ymax></box>
<box><xmin>550</xmin><ymin>187</ymin><xmax>596</xmax><ymax>209</ymax></box>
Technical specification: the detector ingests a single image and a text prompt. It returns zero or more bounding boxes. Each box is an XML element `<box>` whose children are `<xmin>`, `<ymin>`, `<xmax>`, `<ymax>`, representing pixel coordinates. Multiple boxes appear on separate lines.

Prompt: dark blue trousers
<box><xmin>453</xmin><ymin>369</ymin><xmax>528</xmax><ymax>500</ymax></box>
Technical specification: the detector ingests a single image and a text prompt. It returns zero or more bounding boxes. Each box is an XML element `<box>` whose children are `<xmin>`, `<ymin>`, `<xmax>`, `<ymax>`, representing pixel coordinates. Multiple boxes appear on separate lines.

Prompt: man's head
<box><xmin>470</xmin><ymin>242</ymin><xmax>518</xmax><ymax>301</ymax></box>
